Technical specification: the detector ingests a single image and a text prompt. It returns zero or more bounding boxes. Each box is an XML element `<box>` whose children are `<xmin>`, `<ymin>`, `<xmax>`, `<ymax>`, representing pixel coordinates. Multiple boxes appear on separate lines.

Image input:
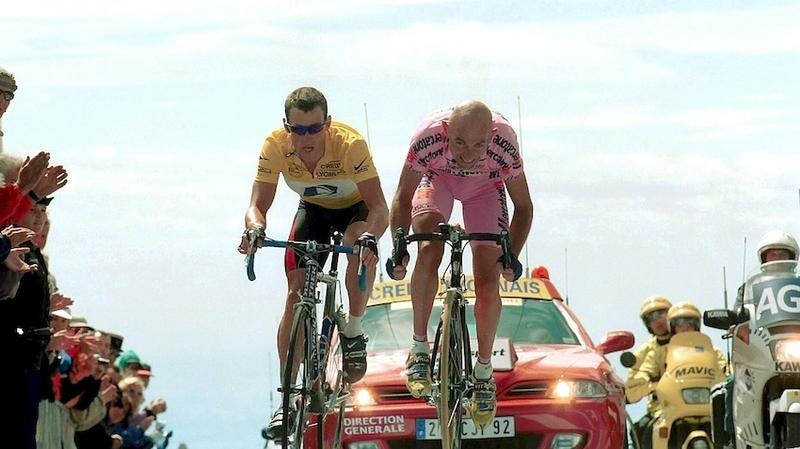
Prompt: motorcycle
<box><xmin>704</xmin><ymin>260</ymin><xmax>800</xmax><ymax>449</ymax></box>
<box><xmin>623</xmin><ymin>331</ymin><xmax>724</xmax><ymax>449</ymax></box>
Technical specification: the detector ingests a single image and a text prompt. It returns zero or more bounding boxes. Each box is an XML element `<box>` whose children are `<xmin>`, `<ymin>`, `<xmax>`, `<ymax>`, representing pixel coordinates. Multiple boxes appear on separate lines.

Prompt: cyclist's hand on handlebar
<box><xmin>498</xmin><ymin>254</ymin><xmax>523</xmax><ymax>282</ymax></box>
<box><xmin>356</xmin><ymin>232</ymin><xmax>379</xmax><ymax>266</ymax></box>
<box><xmin>386</xmin><ymin>249</ymin><xmax>410</xmax><ymax>280</ymax></box>
<box><xmin>238</xmin><ymin>226</ymin><xmax>265</xmax><ymax>254</ymax></box>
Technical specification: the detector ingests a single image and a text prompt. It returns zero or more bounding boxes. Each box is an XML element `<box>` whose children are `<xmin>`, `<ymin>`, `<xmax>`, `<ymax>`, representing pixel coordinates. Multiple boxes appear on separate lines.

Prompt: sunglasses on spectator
<box><xmin>283</xmin><ymin>119</ymin><xmax>328</xmax><ymax>136</ymax></box>
<box><xmin>645</xmin><ymin>309</ymin><xmax>667</xmax><ymax>323</ymax></box>
<box><xmin>1</xmin><ymin>90</ymin><xmax>14</xmax><ymax>101</ymax></box>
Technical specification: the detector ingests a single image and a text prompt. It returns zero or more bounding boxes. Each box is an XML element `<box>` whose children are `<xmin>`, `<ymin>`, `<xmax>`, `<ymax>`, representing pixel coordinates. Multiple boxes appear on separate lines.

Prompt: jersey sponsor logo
<box><xmin>492</xmin><ymin>134</ymin><xmax>519</xmax><ymax>160</ymax></box>
<box><xmin>486</xmin><ymin>149</ymin><xmax>511</xmax><ymax>171</ymax></box>
<box><xmin>287</xmin><ymin>163</ymin><xmax>304</xmax><ymax>177</ymax></box>
<box><xmin>303</xmin><ymin>185</ymin><xmax>339</xmax><ymax>197</ymax></box>
<box><xmin>411</xmin><ymin>133</ymin><xmax>444</xmax><ymax>153</ymax></box>
<box><xmin>673</xmin><ymin>366</ymin><xmax>716</xmax><ymax>378</ymax></box>
<box><xmin>258</xmin><ymin>167</ymin><xmax>271</xmax><ymax>174</ymax></box>
<box><xmin>320</xmin><ymin>160</ymin><xmax>341</xmax><ymax>170</ymax></box>
<box><xmin>316</xmin><ymin>163</ymin><xmax>346</xmax><ymax>178</ymax></box>
<box><xmin>417</xmin><ymin>148</ymin><xmax>444</xmax><ymax>166</ymax></box>
<box><xmin>353</xmin><ymin>157</ymin><xmax>370</xmax><ymax>174</ymax></box>
<box><xmin>753</xmin><ymin>279</ymin><xmax>800</xmax><ymax>326</ymax></box>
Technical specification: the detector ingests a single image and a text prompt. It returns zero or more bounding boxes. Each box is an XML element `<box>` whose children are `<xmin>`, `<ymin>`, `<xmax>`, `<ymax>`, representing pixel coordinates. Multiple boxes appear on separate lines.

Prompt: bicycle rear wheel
<box><xmin>282</xmin><ymin>305</ymin><xmax>313</xmax><ymax>449</ymax></box>
<box><xmin>437</xmin><ymin>290</ymin><xmax>467</xmax><ymax>449</ymax></box>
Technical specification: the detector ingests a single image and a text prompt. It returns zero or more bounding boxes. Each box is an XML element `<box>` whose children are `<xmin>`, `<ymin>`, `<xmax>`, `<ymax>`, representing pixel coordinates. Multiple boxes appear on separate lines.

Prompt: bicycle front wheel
<box><xmin>437</xmin><ymin>290</ymin><xmax>467</xmax><ymax>449</ymax></box>
<box><xmin>282</xmin><ymin>305</ymin><xmax>313</xmax><ymax>449</ymax></box>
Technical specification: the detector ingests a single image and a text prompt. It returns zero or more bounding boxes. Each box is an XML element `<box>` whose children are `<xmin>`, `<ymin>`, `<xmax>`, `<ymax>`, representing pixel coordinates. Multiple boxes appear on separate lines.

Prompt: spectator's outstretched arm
<box><xmin>15</xmin><ymin>151</ymin><xmax>49</xmax><ymax>194</ymax></box>
<box><xmin>0</xmin><ymin>185</ymin><xmax>30</xmax><ymax>225</ymax></box>
<box><xmin>3</xmin><ymin>247</ymin><xmax>37</xmax><ymax>273</ymax></box>
<box><xmin>50</xmin><ymin>291</ymin><xmax>74</xmax><ymax>312</ymax></box>
<box><xmin>32</xmin><ymin>165</ymin><xmax>68</xmax><ymax>198</ymax></box>
<box><xmin>146</xmin><ymin>398</ymin><xmax>168</xmax><ymax>415</ymax></box>
<box><xmin>70</xmin><ymin>395</ymin><xmax>108</xmax><ymax>431</ymax></box>
<box><xmin>2</xmin><ymin>226</ymin><xmax>35</xmax><ymax>247</ymax></box>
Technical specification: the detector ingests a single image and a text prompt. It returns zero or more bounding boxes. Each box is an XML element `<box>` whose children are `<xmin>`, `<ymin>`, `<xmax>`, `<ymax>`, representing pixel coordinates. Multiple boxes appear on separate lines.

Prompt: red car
<box><xmin>311</xmin><ymin>268</ymin><xmax>634</xmax><ymax>449</ymax></box>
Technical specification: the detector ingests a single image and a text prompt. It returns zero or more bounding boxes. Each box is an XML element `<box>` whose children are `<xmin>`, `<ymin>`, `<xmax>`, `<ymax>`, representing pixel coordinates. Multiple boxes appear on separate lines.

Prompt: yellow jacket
<box><xmin>625</xmin><ymin>335</ymin><xmax>670</xmax><ymax>415</ymax></box>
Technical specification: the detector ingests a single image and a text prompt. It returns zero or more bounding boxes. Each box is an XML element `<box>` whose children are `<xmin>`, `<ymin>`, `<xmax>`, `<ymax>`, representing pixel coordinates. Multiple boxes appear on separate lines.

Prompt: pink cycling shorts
<box><xmin>411</xmin><ymin>174</ymin><xmax>508</xmax><ymax>246</ymax></box>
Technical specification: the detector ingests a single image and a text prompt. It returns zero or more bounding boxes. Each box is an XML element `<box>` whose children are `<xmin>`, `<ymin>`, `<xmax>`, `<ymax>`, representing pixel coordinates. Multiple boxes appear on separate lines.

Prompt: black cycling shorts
<box><xmin>284</xmin><ymin>200</ymin><xmax>369</xmax><ymax>273</ymax></box>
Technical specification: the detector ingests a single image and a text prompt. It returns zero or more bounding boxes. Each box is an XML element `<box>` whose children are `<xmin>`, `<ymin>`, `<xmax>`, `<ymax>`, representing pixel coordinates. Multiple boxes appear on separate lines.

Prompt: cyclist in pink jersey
<box><xmin>387</xmin><ymin>100</ymin><xmax>533</xmax><ymax>426</ymax></box>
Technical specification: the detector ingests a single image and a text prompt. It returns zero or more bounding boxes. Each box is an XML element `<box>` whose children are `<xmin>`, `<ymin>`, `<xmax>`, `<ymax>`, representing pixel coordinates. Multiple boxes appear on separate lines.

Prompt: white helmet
<box><xmin>757</xmin><ymin>230</ymin><xmax>799</xmax><ymax>264</ymax></box>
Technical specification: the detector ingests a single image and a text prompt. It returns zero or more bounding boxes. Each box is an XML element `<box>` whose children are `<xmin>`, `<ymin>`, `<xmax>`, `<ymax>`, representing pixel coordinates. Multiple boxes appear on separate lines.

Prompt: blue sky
<box><xmin>2</xmin><ymin>1</ymin><xmax>800</xmax><ymax>447</ymax></box>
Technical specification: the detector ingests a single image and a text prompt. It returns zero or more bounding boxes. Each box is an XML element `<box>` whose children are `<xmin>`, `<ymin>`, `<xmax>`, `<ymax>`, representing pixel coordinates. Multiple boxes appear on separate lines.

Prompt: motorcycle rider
<box><xmin>733</xmin><ymin>230</ymin><xmax>798</xmax><ymax>310</ymax></box>
<box><xmin>629</xmin><ymin>301</ymin><xmax>727</xmax><ymax>449</ymax></box>
<box><xmin>626</xmin><ymin>296</ymin><xmax>672</xmax><ymax>446</ymax></box>
<box><xmin>723</xmin><ymin>230</ymin><xmax>798</xmax><ymax>445</ymax></box>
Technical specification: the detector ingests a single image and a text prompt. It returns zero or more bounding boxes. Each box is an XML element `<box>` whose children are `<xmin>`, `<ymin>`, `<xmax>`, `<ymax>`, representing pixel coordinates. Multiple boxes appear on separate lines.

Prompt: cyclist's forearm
<box><xmin>244</xmin><ymin>206</ymin><xmax>267</xmax><ymax>230</ymax></box>
<box><xmin>364</xmin><ymin>203</ymin><xmax>389</xmax><ymax>238</ymax></box>
<box><xmin>389</xmin><ymin>200</ymin><xmax>412</xmax><ymax>235</ymax></box>
<box><xmin>508</xmin><ymin>204</ymin><xmax>533</xmax><ymax>257</ymax></box>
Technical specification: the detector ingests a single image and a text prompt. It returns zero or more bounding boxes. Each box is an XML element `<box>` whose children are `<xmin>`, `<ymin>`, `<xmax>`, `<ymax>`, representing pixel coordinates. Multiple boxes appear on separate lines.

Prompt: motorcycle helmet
<box><xmin>667</xmin><ymin>301</ymin><xmax>701</xmax><ymax>333</ymax></box>
<box><xmin>756</xmin><ymin>230</ymin><xmax>799</xmax><ymax>264</ymax></box>
<box><xmin>640</xmin><ymin>295</ymin><xmax>672</xmax><ymax>334</ymax></box>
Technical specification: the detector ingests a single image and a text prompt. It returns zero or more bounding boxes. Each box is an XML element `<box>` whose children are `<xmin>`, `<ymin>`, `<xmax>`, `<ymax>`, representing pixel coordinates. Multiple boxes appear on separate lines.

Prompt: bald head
<box><xmin>450</xmin><ymin>100</ymin><xmax>492</xmax><ymax>130</ymax></box>
<box><xmin>445</xmin><ymin>101</ymin><xmax>494</xmax><ymax>169</ymax></box>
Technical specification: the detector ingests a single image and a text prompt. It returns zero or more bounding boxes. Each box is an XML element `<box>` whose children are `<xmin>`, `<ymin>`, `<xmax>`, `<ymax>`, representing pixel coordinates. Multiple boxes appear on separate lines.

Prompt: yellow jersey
<box><xmin>255</xmin><ymin>121</ymin><xmax>379</xmax><ymax>209</ymax></box>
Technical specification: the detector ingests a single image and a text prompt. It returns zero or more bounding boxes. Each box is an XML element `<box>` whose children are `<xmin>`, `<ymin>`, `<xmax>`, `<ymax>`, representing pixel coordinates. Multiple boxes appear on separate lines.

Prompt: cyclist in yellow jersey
<box><xmin>239</xmin><ymin>87</ymin><xmax>389</xmax><ymax>440</ymax></box>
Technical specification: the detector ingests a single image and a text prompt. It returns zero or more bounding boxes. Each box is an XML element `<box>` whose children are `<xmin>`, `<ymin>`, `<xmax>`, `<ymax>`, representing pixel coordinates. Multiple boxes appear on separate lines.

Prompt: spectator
<box><xmin>135</xmin><ymin>364</ymin><xmax>154</xmax><ymax>388</ymax></box>
<box><xmin>117</xmin><ymin>350</ymin><xmax>143</xmax><ymax>379</ymax></box>
<box><xmin>108</xmin><ymin>395</ymin><xmax>154</xmax><ymax>449</ymax></box>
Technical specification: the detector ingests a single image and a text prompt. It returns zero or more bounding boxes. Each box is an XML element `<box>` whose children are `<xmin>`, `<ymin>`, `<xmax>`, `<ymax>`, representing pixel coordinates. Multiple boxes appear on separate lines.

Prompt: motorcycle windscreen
<box><xmin>664</xmin><ymin>332</ymin><xmax>720</xmax><ymax>381</ymax></box>
<box><xmin>745</xmin><ymin>264</ymin><xmax>800</xmax><ymax>328</ymax></box>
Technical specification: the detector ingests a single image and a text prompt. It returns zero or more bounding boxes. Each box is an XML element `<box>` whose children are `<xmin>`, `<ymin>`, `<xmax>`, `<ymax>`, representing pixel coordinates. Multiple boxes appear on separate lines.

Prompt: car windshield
<box><xmin>361</xmin><ymin>298</ymin><xmax>581</xmax><ymax>352</ymax></box>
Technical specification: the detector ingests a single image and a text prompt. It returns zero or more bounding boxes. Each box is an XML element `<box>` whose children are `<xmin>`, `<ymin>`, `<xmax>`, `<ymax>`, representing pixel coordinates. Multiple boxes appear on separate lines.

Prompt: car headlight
<box><xmin>773</xmin><ymin>340</ymin><xmax>800</xmax><ymax>362</ymax></box>
<box><xmin>550</xmin><ymin>380</ymin><xmax>607</xmax><ymax>399</ymax></box>
<box><xmin>681</xmin><ymin>387</ymin><xmax>710</xmax><ymax>404</ymax></box>
<box><xmin>349</xmin><ymin>388</ymin><xmax>377</xmax><ymax>407</ymax></box>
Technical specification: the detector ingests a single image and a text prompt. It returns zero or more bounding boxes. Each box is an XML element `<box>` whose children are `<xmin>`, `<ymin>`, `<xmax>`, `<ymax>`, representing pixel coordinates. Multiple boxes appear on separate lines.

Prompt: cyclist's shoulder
<box><xmin>328</xmin><ymin>120</ymin><xmax>367</xmax><ymax>147</ymax></box>
<box><xmin>261</xmin><ymin>127</ymin><xmax>292</xmax><ymax>154</ymax></box>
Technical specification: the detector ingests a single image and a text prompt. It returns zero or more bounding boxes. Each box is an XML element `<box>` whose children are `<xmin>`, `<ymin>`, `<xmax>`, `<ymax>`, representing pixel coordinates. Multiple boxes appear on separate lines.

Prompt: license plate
<box><xmin>416</xmin><ymin>416</ymin><xmax>515</xmax><ymax>440</ymax></box>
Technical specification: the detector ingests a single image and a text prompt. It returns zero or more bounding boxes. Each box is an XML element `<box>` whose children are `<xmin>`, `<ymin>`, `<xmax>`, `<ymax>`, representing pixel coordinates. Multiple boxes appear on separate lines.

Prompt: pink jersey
<box><xmin>405</xmin><ymin>107</ymin><xmax>523</xmax><ymax>181</ymax></box>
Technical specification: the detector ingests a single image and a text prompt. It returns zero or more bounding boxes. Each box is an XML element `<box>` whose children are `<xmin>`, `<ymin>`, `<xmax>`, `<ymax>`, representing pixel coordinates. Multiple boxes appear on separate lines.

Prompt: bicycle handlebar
<box><xmin>245</xmin><ymin>235</ymin><xmax>368</xmax><ymax>290</ymax></box>
<box><xmin>386</xmin><ymin>224</ymin><xmax>515</xmax><ymax>278</ymax></box>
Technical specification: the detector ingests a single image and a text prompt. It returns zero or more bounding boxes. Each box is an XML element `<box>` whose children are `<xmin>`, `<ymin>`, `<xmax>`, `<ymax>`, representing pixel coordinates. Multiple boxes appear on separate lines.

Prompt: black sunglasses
<box><xmin>283</xmin><ymin>119</ymin><xmax>327</xmax><ymax>136</ymax></box>
<box><xmin>1</xmin><ymin>90</ymin><xmax>14</xmax><ymax>101</ymax></box>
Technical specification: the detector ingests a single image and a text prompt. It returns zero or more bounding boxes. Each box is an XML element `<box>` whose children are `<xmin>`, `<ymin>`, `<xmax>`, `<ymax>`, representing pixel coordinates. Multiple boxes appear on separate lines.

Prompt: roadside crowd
<box><xmin>1</xmin><ymin>65</ymin><xmax>172</xmax><ymax>449</ymax></box>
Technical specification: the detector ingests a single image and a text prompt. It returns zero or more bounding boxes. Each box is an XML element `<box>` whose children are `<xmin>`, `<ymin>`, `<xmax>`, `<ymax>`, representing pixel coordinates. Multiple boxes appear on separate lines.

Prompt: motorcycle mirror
<box><xmin>703</xmin><ymin>309</ymin><xmax>736</xmax><ymax>330</ymax></box>
<box><xmin>620</xmin><ymin>351</ymin><xmax>637</xmax><ymax>368</ymax></box>
<box><xmin>735</xmin><ymin>307</ymin><xmax>750</xmax><ymax>324</ymax></box>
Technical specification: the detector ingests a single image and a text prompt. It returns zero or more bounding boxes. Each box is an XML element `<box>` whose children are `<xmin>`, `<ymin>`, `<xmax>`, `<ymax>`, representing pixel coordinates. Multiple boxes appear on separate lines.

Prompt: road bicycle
<box><xmin>246</xmin><ymin>228</ymin><xmax>366</xmax><ymax>449</ymax></box>
<box><xmin>389</xmin><ymin>223</ymin><xmax>513</xmax><ymax>449</ymax></box>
